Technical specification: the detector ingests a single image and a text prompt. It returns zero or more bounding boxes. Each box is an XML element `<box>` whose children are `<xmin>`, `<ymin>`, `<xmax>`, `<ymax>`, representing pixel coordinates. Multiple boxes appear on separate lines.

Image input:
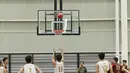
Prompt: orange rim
<box><xmin>53</xmin><ymin>30</ymin><xmax>64</xmax><ymax>35</ymax></box>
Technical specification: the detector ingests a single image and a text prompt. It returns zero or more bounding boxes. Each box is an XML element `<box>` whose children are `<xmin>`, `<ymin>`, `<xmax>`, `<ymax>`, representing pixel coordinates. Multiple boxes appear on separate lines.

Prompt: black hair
<box><xmin>25</xmin><ymin>55</ymin><xmax>32</xmax><ymax>63</ymax></box>
<box><xmin>98</xmin><ymin>52</ymin><xmax>105</xmax><ymax>60</ymax></box>
<box><xmin>3</xmin><ymin>57</ymin><xmax>8</xmax><ymax>62</ymax></box>
<box><xmin>113</xmin><ymin>57</ymin><xmax>118</xmax><ymax>62</ymax></box>
<box><xmin>80</xmin><ymin>61</ymin><xmax>84</xmax><ymax>64</ymax></box>
<box><xmin>123</xmin><ymin>60</ymin><xmax>127</xmax><ymax>63</ymax></box>
<box><xmin>56</xmin><ymin>54</ymin><xmax>62</xmax><ymax>62</ymax></box>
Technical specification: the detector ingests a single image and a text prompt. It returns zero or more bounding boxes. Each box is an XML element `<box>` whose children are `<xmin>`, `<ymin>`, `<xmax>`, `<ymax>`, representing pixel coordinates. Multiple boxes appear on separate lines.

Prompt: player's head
<box><xmin>123</xmin><ymin>60</ymin><xmax>127</xmax><ymax>65</ymax></box>
<box><xmin>3</xmin><ymin>57</ymin><xmax>8</xmax><ymax>64</ymax></box>
<box><xmin>113</xmin><ymin>57</ymin><xmax>118</xmax><ymax>63</ymax></box>
<box><xmin>56</xmin><ymin>54</ymin><xmax>62</xmax><ymax>62</ymax></box>
<box><xmin>80</xmin><ymin>61</ymin><xmax>84</xmax><ymax>67</ymax></box>
<box><xmin>0</xmin><ymin>60</ymin><xmax>3</xmax><ymax>66</ymax></box>
<box><xmin>25</xmin><ymin>55</ymin><xmax>32</xmax><ymax>63</ymax></box>
<box><xmin>98</xmin><ymin>52</ymin><xmax>105</xmax><ymax>60</ymax></box>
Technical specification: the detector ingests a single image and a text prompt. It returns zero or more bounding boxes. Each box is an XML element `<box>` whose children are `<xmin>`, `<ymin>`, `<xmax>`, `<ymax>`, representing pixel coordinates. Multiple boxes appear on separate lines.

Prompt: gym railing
<box><xmin>0</xmin><ymin>52</ymin><xmax>117</xmax><ymax>73</ymax></box>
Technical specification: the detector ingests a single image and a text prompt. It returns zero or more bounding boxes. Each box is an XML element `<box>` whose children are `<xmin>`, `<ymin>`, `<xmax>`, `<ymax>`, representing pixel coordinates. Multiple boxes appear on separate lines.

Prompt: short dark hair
<box><xmin>56</xmin><ymin>54</ymin><xmax>62</xmax><ymax>62</ymax></box>
<box><xmin>80</xmin><ymin>61</ymin><xmax>84</xmax><ymax>64</ymax></box>
<box><xmin>113</xmin><ymin>57</ymin><xmax>118</xmax><ymax>62</ymax></box>
<box><xmin>3</xmin><ymin>57</ymin><xmax>8</xmax><ymax>62</ymax></box>
<box><xmin>25</xmin><ymin>56</ymin><xmax>32</xmax><ymax>63</ymax></box>
<box><xmin>123</xmin><ymin>60</ymin><xmax>127</xmax><ymax>63</ymax></box>
<box><xmin>98</xmin><ymin>52</ymin><xmax>105</xmax><ymax>60</ymax></box>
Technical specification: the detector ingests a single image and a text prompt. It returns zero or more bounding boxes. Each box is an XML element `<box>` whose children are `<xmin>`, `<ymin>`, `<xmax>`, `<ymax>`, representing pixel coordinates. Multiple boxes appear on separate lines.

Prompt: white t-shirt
<box><xmin>97</xmin><ymin>60</ymin><xmax>110</xmax><ymax>73</ymax></box>
<box><xmin>0</xmin><ymin>67</ymin><xmax>4</xmax><ymax>73</ymax></box>
<box><xmin>54</xmin><ymin>61</ymin><xmax>64</xmax><ymax>73</ymax></box>
<box><xmin>24</xmin><ymin>64</ymin><xmax>36</xmax><ymax>73</ymax></box>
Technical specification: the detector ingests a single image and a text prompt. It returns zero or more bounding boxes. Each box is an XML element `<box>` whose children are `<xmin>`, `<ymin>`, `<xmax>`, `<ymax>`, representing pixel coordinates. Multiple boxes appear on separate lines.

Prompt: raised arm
<box><xmin>52</xmin><ymin>49</ymin><xmax>56</xmax><ymax>67</ymax></box>
<box><xmin>60</xmin><ymin>48</ymin><xmax>64</xmax><ymax>62</ymax></box>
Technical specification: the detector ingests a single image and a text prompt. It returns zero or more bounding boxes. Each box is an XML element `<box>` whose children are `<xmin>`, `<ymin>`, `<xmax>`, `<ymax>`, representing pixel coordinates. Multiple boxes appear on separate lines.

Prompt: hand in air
<box><xmin>53</xmin><ymin>49</ymin><xmax>56</xmax><ymax>52</ymax></box>
<box><xmin>59</xmin><ymin>48</ymin><xmax>63</xmax><ymax>51</ymax></box>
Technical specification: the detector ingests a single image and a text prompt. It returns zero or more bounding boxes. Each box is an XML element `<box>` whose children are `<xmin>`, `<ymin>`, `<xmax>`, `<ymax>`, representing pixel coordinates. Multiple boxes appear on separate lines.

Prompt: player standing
<box><xmin>111</xmin><ymin>57</ymin><xmax>122</xmax><ymax>73</ymax></box>
<box><xmin>122</xmin><ymin>60</ymin><xmax>128</xmax><ymax>73</ymax></box>
<box><xmin>52</xmin><ymin>48</ymin><xmax>64</xmax><ymax>73</ymax></box>
<box><xmin>18</xmin><ymin>55</ymin><xmax>42</xmax><ymax>73</ymax></box>
<box><xmin>96</xmin><ymin>53</ymin><xmax>113</xmax><ymax>73</ymax></box>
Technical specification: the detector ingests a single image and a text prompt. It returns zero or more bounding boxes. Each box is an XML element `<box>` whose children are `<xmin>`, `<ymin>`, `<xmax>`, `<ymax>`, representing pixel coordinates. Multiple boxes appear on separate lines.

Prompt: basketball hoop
<box><xmin>37</xmin><ymin>10</ymin><xmax>80</xmax><ymax>35</ymax></box>
<box><xmin>53</xmin><ymin>30</ymin><xmax>64</xmax><ymax>35</ymax></box>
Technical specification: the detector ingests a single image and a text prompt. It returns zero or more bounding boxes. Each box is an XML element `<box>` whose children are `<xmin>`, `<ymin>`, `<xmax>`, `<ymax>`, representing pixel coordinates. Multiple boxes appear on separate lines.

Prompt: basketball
<box><xmin>57</xmin><ymin>12</ymin><xmax>63</xmax><ymax>18</ymax></box>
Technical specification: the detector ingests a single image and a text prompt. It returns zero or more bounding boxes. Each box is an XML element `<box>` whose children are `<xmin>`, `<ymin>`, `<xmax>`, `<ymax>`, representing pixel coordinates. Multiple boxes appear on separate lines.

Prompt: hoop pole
<box><xmin>59</xmin><ymin>0</ymin><xmax>63</xmax><ymax>30</ymax></box>
<box><xmin>115</xmin><ymin>0</ymin><xmax>120</xmax><ymax>62</ymax></box>
<box><xmin>59</xmin><ymin>0</ymin><xmax>63</xmax><ymax>10</ymax></box>
<box><xmin>54</xmin><ymin>0</ymin><xmax>57</xmax><ymax>30</ymax></box>
<box><xmin>54</xmin><ymin>0</ymin><xmax>57</xmax><ymax>11</ymax></box>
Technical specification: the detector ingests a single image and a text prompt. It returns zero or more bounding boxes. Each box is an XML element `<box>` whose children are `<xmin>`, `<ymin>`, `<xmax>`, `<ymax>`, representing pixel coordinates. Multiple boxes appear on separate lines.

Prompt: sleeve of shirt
<box><xmin>85</xmin><ymin>67</ymin><xmax>87</xmax><ymax>73</ymax></box>
<box><xmin>77</xmin><ymin>68</ymin><xmax>80</xmax><ymax>73</ymax></box>
<box><xmin>112</xmin><ymin>64</ymin><xmax>115</xmax><ymax>71</ymax></box>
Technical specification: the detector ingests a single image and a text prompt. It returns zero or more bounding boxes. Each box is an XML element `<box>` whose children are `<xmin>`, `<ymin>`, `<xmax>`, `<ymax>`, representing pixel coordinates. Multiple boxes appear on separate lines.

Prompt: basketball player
<box><xmin>122</xmin><ymin>60</ymin><xmax>128</xmax><ymax>73</ymax></box>
<box><xmin>18</xmin><ymin>55</ymin><xmax>42</xmax><ymax>73</ymax></box>
<box><xmin>112</xmin><ymin>57</ymin><xmax>122</xmax><ymax>73</ymax></box>
<box><xmin>96</xmin><ymin>53</ymin><xmax>113</xmax><ymax>73</ymax></box>
<box><xmin>0</xmin><ymin>60</ymin><xmax>7</xmax><ymax>73</ymax></box>
<box><xmin>122</xmin><ymin>60</ymin><xmax>127</xmax><ymax>68</ymax></box>
<box><xmin>52</xmin><ymin>48</ymin><xmax>64</xmax><ymax>73</ymax></box>
<box><xmin>2</xmin><ymin>57</ymin><xmax>8</xmax><ymax>69</ymax></box>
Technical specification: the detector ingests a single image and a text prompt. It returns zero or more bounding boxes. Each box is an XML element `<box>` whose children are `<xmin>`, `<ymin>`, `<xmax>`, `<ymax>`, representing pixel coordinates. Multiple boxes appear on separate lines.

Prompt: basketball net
<box><xmin>63</xmin><ymin>19</ymin><xmax>68</xmax><ymax>33</ymax></box>
<box><xmin>52</xmin><ymin>19</ymin><xmax>68</xmax><ymax>35</ymax></box>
